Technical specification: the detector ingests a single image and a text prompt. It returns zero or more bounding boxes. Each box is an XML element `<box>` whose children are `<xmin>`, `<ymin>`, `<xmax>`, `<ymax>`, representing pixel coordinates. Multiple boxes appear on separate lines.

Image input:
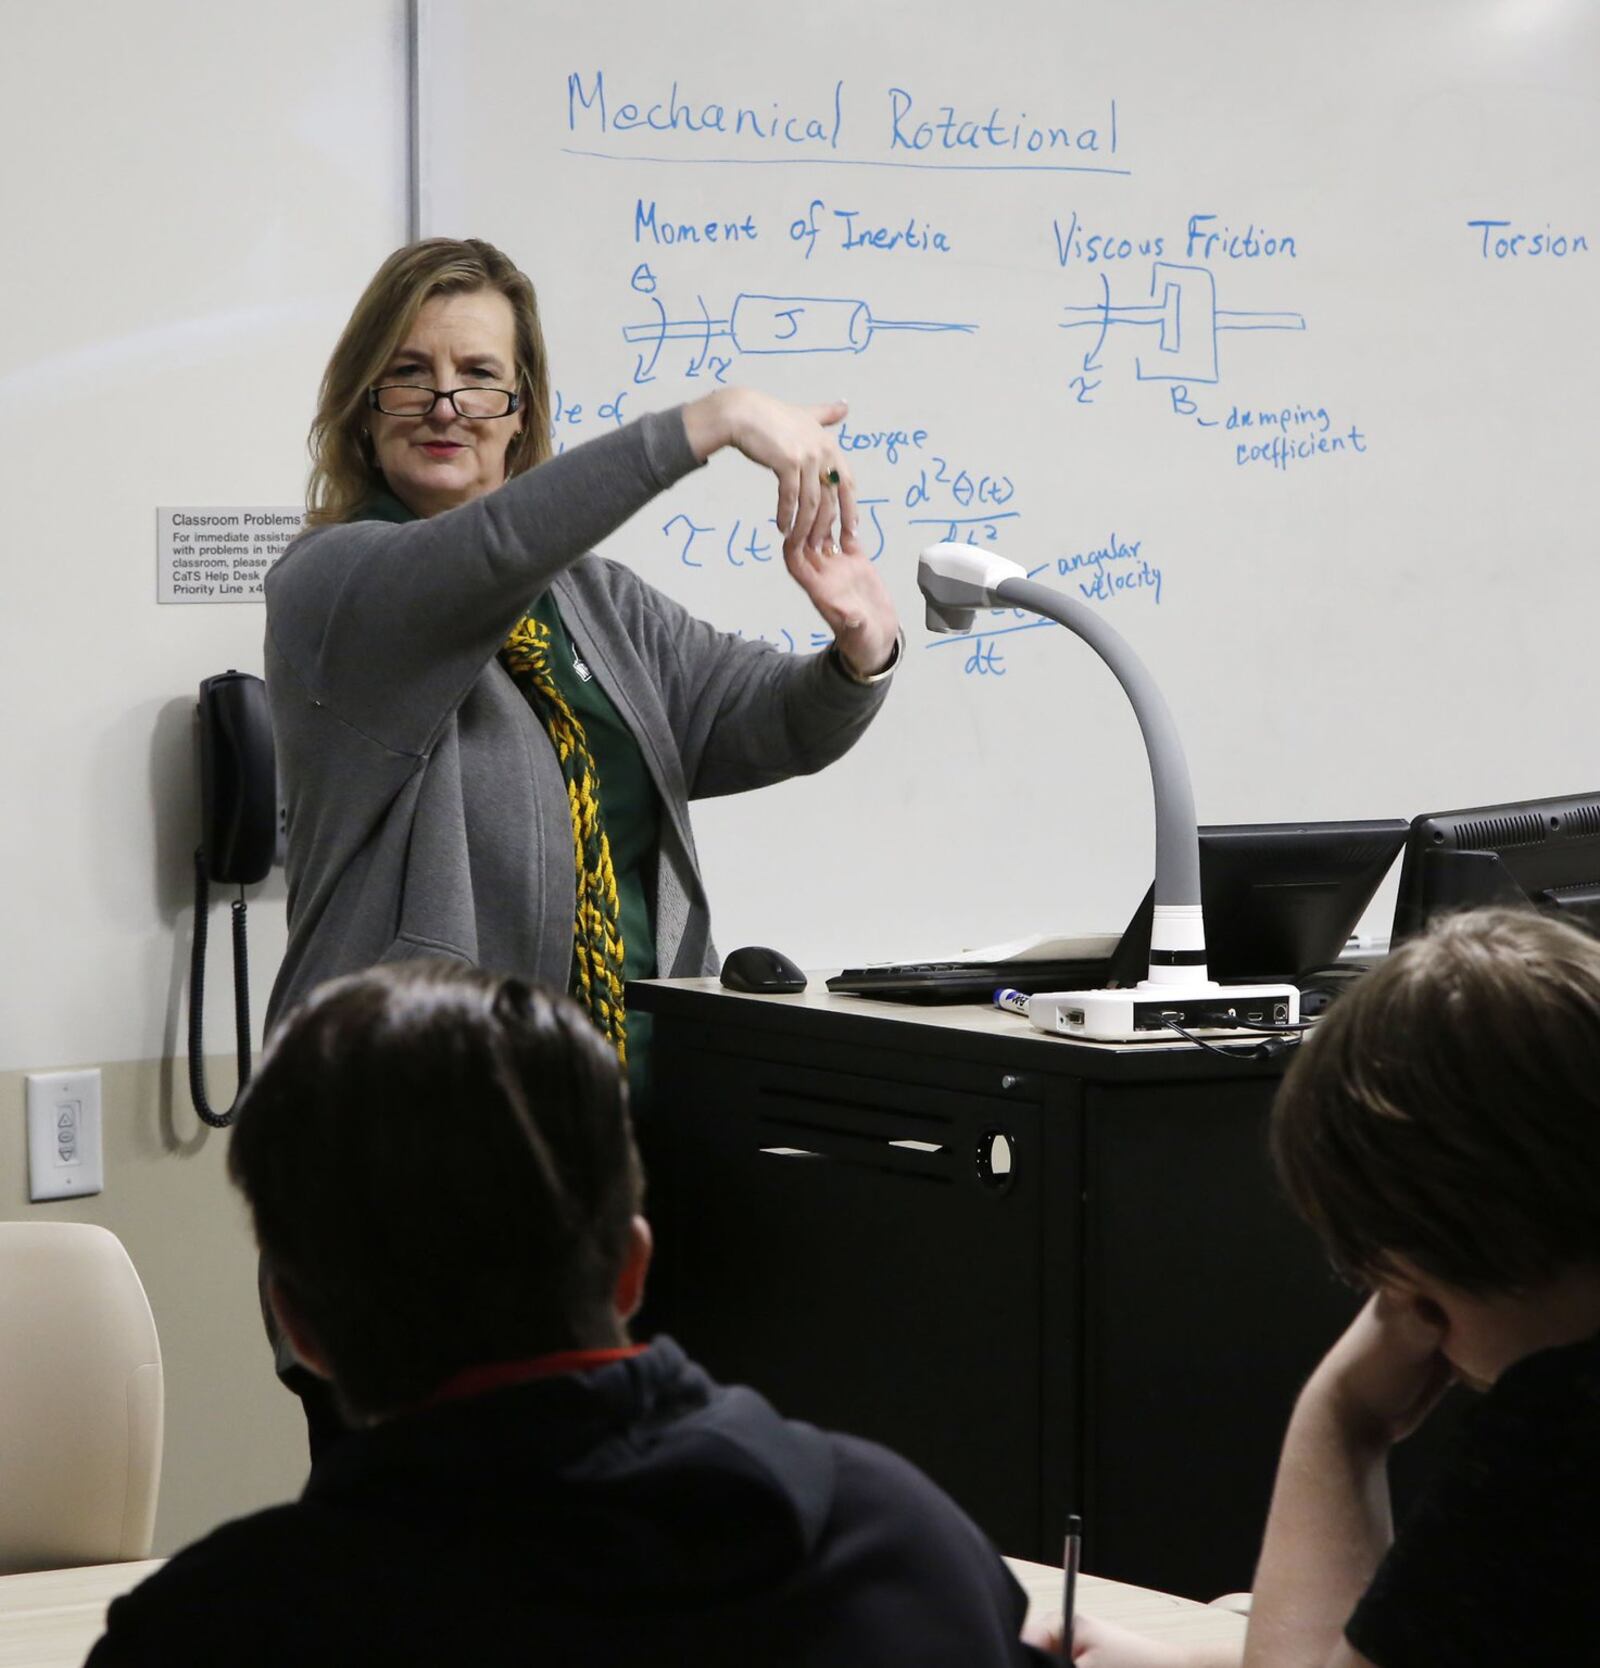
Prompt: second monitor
<box><xmin>1390</xmin><ymin>791</ymin><xmax>1600</xmax><ymax>943</ymax></box>
<box><xmin>1113</xmin><ymin>820</ymin><xmax>1409</xmax><ymax>987</ymax></box>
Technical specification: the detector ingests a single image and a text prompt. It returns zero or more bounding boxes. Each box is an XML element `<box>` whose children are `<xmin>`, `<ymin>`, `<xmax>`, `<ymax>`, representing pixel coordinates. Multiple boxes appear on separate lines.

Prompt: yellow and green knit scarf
<box><xmin>498</xmin><ymin>614</ymin><xmax>627</xmax><ymax>1064</ymax></box>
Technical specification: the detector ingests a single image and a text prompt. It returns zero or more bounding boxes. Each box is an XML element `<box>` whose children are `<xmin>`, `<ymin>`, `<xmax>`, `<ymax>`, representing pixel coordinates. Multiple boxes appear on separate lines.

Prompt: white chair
<box><xmin>0</xmin><ymin>1222</ymin><xmax>163</xmax><ymax>1573</ymax></box>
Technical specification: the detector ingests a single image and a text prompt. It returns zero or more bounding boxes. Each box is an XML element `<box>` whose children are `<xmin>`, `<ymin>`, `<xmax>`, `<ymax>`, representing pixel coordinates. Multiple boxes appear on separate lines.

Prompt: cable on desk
<box><xmin>1160</xmin><ymin>1016</ymin><xmax>1305</xmax><ymax>1063</ymax></box>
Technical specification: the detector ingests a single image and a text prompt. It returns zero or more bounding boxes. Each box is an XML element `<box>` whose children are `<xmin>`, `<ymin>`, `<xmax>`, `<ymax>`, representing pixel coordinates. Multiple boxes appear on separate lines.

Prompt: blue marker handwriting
<box><xmin>548</xmin><ymin>387</ymin><xmax>632</xmax><ymax>449</ymax></box>
<box><xmin>1163</xmin><ymin>385</ymin><xmax>1370</xmax><ymax>471</ymax></box>
<box><xmin>836</xmin><ymin>422</ymin><xmax>929</xmax><ymax>466</ymax></box>
<box><xmin>1225</xmin><ymin>402</ymin><xmax>1331</xmax><ymax>433</ymax></box>
<box><xmin>907</xmin><ymin>511</ymin><xmax>1021</xmax><ymax>546</ymax></box>
<box><xmin>922</xmin><ymin>615</ymin><xmax>1055</xmax><ymax>679</ymax></box>
<box><xmin>662</xmin><ymin>512</ymin><xmax>714</xmax><ymax>567</ymax></box>
<box><xmin>634</xmin><ymin>200</ymin><xmax>759</xmax><ymax>246</ymax></box>
<box><xmin>790</xmin><ymin>197</ymin><xmax>951</xmax><ymax>260</ymax></box>
<box><xmin>904</xmin><ymin>456</ymin><xmax>1016</xmax><ymax>510</ymax></box>
<box><xmin>963</xmin><ymin>640</ymin><xmax>1008</xmax><ymax>676</ymax></box>
<box><xmin>1077</xmin><ymin>560</ymin><xmax>1161</xmax><ymax>604</ymax></box>
<box><xmin>888</xmin><ymin>90</ymin><xmax>1116</xmax><ymax>158</ymax></box>
<box><xmin>1232</xmin><ymin>422</ymin><xmax>1367</xmax><ymax>472</ymax></box>
<box><xmin>1467</xmin><ymin>218</ymin><xmax>1590</xmax><ymax>259</ymax></box>
<box><xmin>622</xmin><ymin>292</ymin><xmax>975</xmax><ymax>365</ymax></box>
<box><xmin>1223</xmin><ymin>400</ymin><xmax>1368</xmax><ymax>472</ymax></box>
<box><xmin>1050</xmin><ymin>212</ymin><xmax>1296</xmax><ymax>273</ymax></box>
<box><xmin>570</xmin><ymin>72</ymin><xmax>844</xmax><ymax>148</ymax></box>
<box><xmin>1025</xmin><ymin>535</ymin><xmax>1161</xmax><ymax>607</ymax></box>
<box><xmin>1062</xmin><ymin>260</ymin><xmax>1304</xmax><ymax>386</ymax></box>
<box><xmin>1052</xmin><ymin>212</ymin><xmax>1165</xmax><ymax>267</ymax></box>
<box><xmin>564</xmin><ymin>72</ymin><xmax>1129</xmax><ymax>176</ymax></box>
<box><xmin>1184</xmin><ymin>215</ymin><xmax>1298</xmax><ymax>260</ymax></box>
<box><xmin>662</xmin><ymin>499</ymin><xmax>890</xmax><ymax>568</ymax></box>
<box><xmin>937</xmin><ymin>538</ymin><xmax>1163</xmax><ymax>646</ymax></box>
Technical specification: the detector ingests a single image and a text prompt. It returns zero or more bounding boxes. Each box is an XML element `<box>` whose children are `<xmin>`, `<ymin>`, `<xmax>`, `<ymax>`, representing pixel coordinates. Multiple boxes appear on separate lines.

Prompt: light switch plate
<box><xmin>26</xmin><ymin>1069</ymin><xmax>104</xmax><ymax>1201</ymax></box>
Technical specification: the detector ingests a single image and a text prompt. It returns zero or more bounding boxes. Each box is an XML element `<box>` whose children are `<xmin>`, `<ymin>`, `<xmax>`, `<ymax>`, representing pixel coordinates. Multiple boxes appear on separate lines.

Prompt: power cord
<box><xmin>1161</xmin><ymin>1016</ymin><xmax>1307</xmax><ymax>1062</ymax></box>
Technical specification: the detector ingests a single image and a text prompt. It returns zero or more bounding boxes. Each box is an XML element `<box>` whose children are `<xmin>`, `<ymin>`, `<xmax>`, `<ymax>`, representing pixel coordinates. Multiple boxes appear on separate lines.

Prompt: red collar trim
<box><xmin>421</xmin><ymin>1344</ymin><xmax>649</xmax><ymax>1410</ymax></box>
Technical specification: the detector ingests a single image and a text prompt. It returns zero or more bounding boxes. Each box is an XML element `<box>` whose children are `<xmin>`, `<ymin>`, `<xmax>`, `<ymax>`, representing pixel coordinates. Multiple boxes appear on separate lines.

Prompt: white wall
<box><xmin>1</xmin><ymin>0</ymin><xmax>410</xmax><ymax>1071</ymax></box>
<box><xmin>1</xmin><ymin>0</ymin><xmax>410</xmax><ymax>1551</ymax></box>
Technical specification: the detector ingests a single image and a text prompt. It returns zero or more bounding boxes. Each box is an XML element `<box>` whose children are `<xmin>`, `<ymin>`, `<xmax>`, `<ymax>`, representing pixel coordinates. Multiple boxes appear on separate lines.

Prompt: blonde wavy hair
<box><xmin>306</xmin><ymin>238</ymin><xmax>552</xmax><ymax>527</ymax></box>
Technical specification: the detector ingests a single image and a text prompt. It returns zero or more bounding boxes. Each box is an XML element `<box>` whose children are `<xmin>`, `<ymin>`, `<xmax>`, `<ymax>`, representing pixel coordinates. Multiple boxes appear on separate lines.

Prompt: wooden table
<box><xmin>0</xmin><ymin>1560</ymin><xmax>162</xmax><ymax>1668</ymax></box>
<box><xmin>0</xmin><ymin>1556</ymin><xmax>1245</xmax><ymax>1665</ymax></box>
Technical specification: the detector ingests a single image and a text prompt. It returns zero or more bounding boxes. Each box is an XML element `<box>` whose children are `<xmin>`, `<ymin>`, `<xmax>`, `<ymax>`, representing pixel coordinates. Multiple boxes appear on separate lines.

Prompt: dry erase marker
<box><xmin>1063</xmin><ymin>1512</ymin><xmax>1082</xmax><ymax>1660</ymax></box>
<box><xmin>994</xmin><ymin>987</ymin><xmax>1031</xmax><ymax>1016</ymax></box>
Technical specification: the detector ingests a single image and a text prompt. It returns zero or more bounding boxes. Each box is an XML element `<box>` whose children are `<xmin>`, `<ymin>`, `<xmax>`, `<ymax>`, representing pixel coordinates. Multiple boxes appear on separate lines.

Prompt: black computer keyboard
<box><xmin>826</xmin><ymin>956</ymin><xmax>1112</xmax><ymax>1005</ymax></box>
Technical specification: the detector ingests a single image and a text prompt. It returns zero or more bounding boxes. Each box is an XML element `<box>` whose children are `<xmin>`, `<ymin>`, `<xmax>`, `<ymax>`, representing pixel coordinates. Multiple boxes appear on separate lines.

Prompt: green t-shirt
<box><xmin>523</xmin><ymin>589</ymin><xmax>661</xmax><ymax>997</ymax></box>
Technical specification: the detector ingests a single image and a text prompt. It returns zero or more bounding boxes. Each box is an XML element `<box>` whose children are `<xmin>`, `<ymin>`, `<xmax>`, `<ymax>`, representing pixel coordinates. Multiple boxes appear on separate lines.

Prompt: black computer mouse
<box><xmin>719</xmin><ymin>945</ymin><xmax>808</xmax><ymax>994</ymax></box>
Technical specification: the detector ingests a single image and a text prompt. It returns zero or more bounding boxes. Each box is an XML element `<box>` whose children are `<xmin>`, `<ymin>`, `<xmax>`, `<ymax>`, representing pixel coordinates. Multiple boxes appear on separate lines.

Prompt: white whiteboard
<box><xmin>423</xmin><ymin>0</ymin><xmax>1600</xmax><ymax>968</ymax></box>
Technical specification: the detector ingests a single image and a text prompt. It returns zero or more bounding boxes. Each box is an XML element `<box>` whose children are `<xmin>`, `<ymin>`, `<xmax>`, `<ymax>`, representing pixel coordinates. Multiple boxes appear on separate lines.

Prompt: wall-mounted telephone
<box><xmin>190</xmin><ymin>671</ymin><xmax>276</xmax><ymax>1128</ymax></box>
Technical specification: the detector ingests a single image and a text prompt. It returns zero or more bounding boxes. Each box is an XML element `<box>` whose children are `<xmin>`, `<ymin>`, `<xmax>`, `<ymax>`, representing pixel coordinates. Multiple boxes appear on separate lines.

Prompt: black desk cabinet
<box><xmin>630</xmin><ymin>981</ymin><xmax>1357</xmax><ymax>1601</ymax></box>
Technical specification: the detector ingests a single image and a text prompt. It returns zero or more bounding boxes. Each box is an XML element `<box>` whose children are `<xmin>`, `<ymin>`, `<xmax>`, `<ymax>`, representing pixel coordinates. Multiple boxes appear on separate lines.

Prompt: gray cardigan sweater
<box><xmin>264</xmin><ymin>408</ymin><xmax>889</xmax><ymax>1027</ymax></box>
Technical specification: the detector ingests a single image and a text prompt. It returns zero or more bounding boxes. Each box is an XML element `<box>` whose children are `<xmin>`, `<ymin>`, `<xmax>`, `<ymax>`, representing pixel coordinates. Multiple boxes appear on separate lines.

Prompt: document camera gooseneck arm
<box><xmin>916</xmin><ymin>542</ymin><xmax>1207</xmax><ymax>985</ymax></box>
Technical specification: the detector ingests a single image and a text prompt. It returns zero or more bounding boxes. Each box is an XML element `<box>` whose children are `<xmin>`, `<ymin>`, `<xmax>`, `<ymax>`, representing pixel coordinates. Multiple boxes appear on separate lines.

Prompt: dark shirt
<box><xmin>88</xmin><ymin>1339</ymin><xmax>1047</xmax><ymax>1668</ymax></box>
<box><xmin>1345</xmin><ymin>1328</ymin><xmax>1600</xmax><ymax>1666</ymax></box>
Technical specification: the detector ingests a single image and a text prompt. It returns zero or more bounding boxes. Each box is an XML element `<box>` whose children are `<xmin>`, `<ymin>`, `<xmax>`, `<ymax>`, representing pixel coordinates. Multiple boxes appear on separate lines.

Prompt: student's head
<box><xmin>1272</xmin><ymin>907</ymin><xmax>1600</xmax><ymax>1383</ymax></box>
<box><xmin>306</xmin><ymin>238</ymin><xmax>552</xmax><ymax>527</ymax></box>
<box><xmin>228</xmin><ymin>961</ymin><xmax>646</xmax><ymax>1420</ymax></box>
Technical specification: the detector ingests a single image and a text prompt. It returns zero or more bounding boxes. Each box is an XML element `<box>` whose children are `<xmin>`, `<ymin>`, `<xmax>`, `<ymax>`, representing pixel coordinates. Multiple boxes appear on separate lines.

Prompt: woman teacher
<box><xmin>267</xmin><ymin>237</ymin><xmax>898</xmax><ymax>1043</ymax></box>
<box><xmin>263</xmin><ymin>238</ymin><xmax>899</xmax><ymax>1444</ymax></box>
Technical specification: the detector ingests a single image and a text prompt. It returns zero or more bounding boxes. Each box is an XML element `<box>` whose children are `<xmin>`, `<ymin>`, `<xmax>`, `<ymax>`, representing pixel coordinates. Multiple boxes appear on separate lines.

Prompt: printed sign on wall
<box><xmin>157</xmin><ymin>507</ymin><xmax>305</xmax><ymax>604</ymax></box>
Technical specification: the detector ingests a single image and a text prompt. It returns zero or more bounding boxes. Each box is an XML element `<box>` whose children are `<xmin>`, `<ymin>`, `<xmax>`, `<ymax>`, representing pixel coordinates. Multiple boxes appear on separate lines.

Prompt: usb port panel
<box><xmin>1131</xmin><ymin>999</ymin><xmax>1277</xmax><ymax>1032</ymax></box>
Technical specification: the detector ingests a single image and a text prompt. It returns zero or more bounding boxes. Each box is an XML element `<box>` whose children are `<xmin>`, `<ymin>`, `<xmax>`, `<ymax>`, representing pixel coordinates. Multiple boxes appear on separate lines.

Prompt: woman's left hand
<box><xmin>788</xmin><ymin>529</ymin><xmax>900</xmax><ymax>678</ymax></box>
<box><xmin>682</xmin><ymin>387</ymin><xmax>900</xmax><ymax>677</ymax></box>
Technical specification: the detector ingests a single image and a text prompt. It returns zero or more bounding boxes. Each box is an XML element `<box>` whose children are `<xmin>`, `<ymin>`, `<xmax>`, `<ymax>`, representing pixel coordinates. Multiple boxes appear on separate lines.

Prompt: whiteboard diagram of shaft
<box><xmin>624</xmin><ymin>292</ymin><xmax>978</xmax><ymax>358</ymax></box>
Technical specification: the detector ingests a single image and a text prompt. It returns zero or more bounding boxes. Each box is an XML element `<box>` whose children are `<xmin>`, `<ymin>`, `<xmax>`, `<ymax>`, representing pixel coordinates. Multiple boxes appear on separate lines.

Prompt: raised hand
<box><xmin>682</xmin><ymin>388</ymin><xmax>900</xmax><ymax>676</ymax></box>
<box><xmin>683</xmin><ymin>388</ymin><xmax>856</xmax><ymax>557</ymax></box>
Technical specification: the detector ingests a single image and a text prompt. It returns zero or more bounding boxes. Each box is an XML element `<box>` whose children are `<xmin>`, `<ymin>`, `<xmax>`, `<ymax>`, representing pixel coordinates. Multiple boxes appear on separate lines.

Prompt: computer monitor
<box><xmin>1391</xmin><ymin>792</ymin><xmax>1600</xmax><ymax>942</ymax></box>
<box><xmin>1112</xmin><ymin>819</ymin><xmax>1410</xmax><ymax>986</ymax></box>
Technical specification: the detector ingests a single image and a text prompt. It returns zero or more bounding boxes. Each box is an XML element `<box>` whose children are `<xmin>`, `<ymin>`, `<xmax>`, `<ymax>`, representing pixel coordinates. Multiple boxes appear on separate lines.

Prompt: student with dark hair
<box><xmin>87</xmin><ymin>962</ymin><xmax>1049</xmax><ymax>1667</ymax></box>
<box><xmin>1063</xmin><ymin>907</ymin><xmax>1600</xmax><ymax>1667</ymax></box>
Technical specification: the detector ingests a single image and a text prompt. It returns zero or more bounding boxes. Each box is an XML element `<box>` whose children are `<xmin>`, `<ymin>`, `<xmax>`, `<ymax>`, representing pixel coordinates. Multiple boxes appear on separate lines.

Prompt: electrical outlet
<box><xmin>26</xmin><ymin>1069</ymin><xmax>104</xmax><ymax>1201</ymax></box>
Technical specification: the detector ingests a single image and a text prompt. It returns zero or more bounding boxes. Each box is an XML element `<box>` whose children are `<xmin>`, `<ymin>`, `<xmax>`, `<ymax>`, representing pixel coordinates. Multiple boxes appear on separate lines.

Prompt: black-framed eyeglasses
<box><xmin>367</xmin><ymin>384</ymin><xmax>521</xmax><ymax>419</ymax></box>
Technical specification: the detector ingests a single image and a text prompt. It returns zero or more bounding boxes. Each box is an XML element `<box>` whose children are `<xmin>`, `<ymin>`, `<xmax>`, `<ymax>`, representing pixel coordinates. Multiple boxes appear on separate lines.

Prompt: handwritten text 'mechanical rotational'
<box><xmin>567</xmin><ymin>72</ymin><xmax>1120</xmax><ymax>167</ymax></box>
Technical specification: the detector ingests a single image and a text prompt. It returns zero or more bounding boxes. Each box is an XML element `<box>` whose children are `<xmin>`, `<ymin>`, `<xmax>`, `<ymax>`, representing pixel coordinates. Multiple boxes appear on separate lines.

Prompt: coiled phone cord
<box><xmin>188</xmin><ymin>848</ymin><xmax>253</xmax><ymax>1128</ymax></box>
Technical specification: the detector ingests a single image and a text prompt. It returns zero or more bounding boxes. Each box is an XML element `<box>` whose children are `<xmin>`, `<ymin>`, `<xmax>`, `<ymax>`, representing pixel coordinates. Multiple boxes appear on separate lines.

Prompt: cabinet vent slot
<box><xmin>757</xmin><ymin>1086</ymin><xmax>952</xmax><ymax>1132</ymax></box>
